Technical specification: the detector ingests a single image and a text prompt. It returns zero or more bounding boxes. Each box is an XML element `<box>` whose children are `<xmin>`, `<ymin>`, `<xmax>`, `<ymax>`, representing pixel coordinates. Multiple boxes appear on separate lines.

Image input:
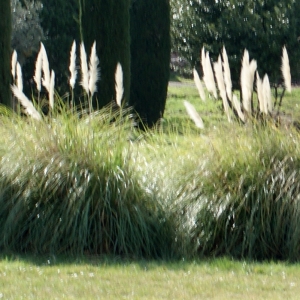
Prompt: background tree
<box><xmin>81</xmin><ymin>0</ymin><xmax>131</xmax><ymax>108</ymax></box>
<box><xmin>130</xmin><ymin>0</ymin><xmax>171</xmax><ymax>127</ymax></box>
<box><xmin>0</xmin><ymin>0</ymin><xmax>12</xmax><ymax>107</ymax></box>
<box><xmin>40</xmin><ymin>0</ymin><xmax>80</xmax><ymax>93</ymax></box>
<box><xmin>171</xmin><ymin>0</ymin><xmax>300</xmax><ymax>85</ymax></box>
<box><xmin>11</xmin><ymin>0</ymin><xmax>44</xmax><ymax>65</ymax></box>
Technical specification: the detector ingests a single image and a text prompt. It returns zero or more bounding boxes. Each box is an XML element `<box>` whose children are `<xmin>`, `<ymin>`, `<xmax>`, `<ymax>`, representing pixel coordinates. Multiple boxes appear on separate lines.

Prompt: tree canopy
<box><xmin>171</xmin><ymin>0</ymin><xmax>300</xmax><ymax>85</ymax></box>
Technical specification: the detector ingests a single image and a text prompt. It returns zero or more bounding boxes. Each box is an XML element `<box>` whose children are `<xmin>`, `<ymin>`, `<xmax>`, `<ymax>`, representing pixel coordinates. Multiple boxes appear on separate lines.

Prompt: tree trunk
<box><xmin>81</xmin><ymin>0</ymin><xmax>131</xmax><ymax>108</ymax></box>
<box><xmin>0</xmin><ymin>0</ymin><xmax>12</xmax><ymax>107</ymax></box>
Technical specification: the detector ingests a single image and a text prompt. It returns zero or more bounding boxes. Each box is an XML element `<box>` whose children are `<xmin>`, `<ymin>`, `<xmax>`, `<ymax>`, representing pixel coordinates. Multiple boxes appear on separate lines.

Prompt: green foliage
<box><xmin>0</xmin><ymin>0</ymin><xmax>12</xmax><ymax>107</ymax></box>
<box><xmin>171</xmin><ymin>126</ymin><xmax>300</xmax><ymax>260</ymax></box>
<box><xmin>171</xmin><ymin>0</ymin><xmax>300</xmax><ymax>85</ymax></box>
<box><xmin>40</xmin><ymin>0</ymin><xmax>80</xmax><ymax>93</ymax></box>
<box><xmin>0</xmin><ymin>106</ymin><xmax>173</xmax><ymax>258</ymax></box>
<box><xmin>11</xmin><ymin>0</ymin><xmax>44</xmax><ymax>65</ymax></box>
<box><xmin>130</xmin><ymin>0</ymin><xmax>171</xmax><ymax>127</ymax></box>
<box><xmin>81</xmin><ymin>0</ymin><xmax>131</xmax><ymax>108</ymax></box>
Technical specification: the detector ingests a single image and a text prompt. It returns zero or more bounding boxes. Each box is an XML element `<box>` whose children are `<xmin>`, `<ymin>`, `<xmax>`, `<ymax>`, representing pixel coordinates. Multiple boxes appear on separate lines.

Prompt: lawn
<box><xmin>0</xmin><ymin>255</ymin><xmax>300</xmax><ymax>299</ymax></box>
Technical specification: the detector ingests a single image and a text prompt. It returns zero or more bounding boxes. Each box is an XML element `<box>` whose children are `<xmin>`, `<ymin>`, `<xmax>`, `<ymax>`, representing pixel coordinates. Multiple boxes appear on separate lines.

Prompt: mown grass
<box><xmin>0</xmin><ymin>254</ymin><xmax>300</xmax><ymax>299</ymax></box>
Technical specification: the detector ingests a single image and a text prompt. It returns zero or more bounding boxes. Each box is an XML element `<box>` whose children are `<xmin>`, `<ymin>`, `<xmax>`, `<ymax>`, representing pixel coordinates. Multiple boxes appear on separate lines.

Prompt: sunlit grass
<box><xmin>0</xmin><ymin>254</ymin><xmax>300</xmax><ymax>299</ymax></box>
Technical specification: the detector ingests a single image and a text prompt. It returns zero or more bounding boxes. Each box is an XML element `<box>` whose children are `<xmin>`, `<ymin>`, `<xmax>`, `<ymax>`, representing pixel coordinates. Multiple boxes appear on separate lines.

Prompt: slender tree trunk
<box><xmin>0</xmin><ymin>0</ymin><xmax>12</xmax><ymax>107</ymax></box>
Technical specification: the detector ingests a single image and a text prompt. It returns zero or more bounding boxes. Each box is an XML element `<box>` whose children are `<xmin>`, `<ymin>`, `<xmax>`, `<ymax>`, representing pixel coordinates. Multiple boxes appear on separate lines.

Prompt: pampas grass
<box><xmin>69</xmin><ymin>40</ymin><xmax>77</xmax><ymax>90</ymax></box>
<box><xmin>241</xmin><ymin>50</ymin><xmax>256</xmax><ymax>114</ymax></box>
<box><xmin>88</xmin><ymin>41</ymin><xmax>99</xmax><ymax>97</ymax></box>
<box><xmin>281</xmin><ymin>46</ymin><xmax>292</xmax><ymax>93</ymax></box>
<box><xmin>263</xmin><ymin>74</ymin><xmax>272</xmax><ymax>113</ymax></box>
<box><xmin>222</xmin><ymin>46</ymin><xmax>232</xmax><ymax>101</ymax></box>
<box><xmin>11</xmin><ymin>85</ymin><xmax>42</xmax><ymax>121</ymax></box>
<box><xmin>256</xmin><ymin>72</ymin><xmax>266</xmax><ymax>114</ymax></box>
<box><xmin>202</xmin><ymin>48</ymin><xmax>217</xmax><ymax>99</ymax></box>
<box><xmin>213</xmin><ymin>55</ymin><xmax>231</xmax><ymax>122</ymax></box>
<box><xmin>41</xmin><ymin>43</ymin><xmax>51</xmax><ymax>93</ymax></box>
<box><xmin>80</xmin><ymin>42</ymin><xmax>89</xmax><ymax>95</ymax></box>
<box><xmin>11</xmin><ymin>50</ymin><xmax>17</xmax><ymax>82</ymax></box>
<box><xmin>34</xmin><ymin>45</ymin><xmax>43</xmax><ymax>93</ymax></box>
<box><xmin>193</xmin><ymin>68</ymin><xmax>205</xmax><ymax>101</ymax></box>
<box><xmin>183</xmin><ymin>100</ymin><xmax>204</xmax><ymax>129</ymax></box>
<box><xmin>115</xmin><ymin>62</ymin><xmax>124</xmax><ymax>107</ymax></box>
<box><xmin>16</xmin><ymin>62</ymin><xmax>23</xmax><ymax>92</ymax></box>
<box><xmin>49</xmin><ymin>70</ymin><xmax>55</xmax><ymax>110</ymax></box>
<box><xmin>232</xmin><ymin>94</ymin><xmax>245</xmax><ymax>122</ymax></box>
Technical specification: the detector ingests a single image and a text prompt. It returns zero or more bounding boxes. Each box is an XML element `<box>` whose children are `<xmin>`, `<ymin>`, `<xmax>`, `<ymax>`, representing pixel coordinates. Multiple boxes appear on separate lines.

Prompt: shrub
<box><xmin>0</xmin><ymin>106</ymin><xmax>173</xmax><ymax>258</ymax></box>
<box><xmin>172</xmin><ymin>125</ymin><xmax>300</xmax><ymax>260</ymax></box>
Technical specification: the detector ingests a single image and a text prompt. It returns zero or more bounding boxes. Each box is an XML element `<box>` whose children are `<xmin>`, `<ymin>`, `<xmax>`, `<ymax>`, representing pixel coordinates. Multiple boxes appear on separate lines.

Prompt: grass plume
<box><xmin>281</xmin><ymin>46</ymin><xmax>292</xmax><ymax>93</ymax></box>
<box><xmin>183</xmin><ymin>100</ymin><xmax>204</xmax><ymax>129</ymax></box>
<box><xmin>193</xmin><ymin>68</ymin><xmax>205</xmax><ymax>101</ymax></box>
<box><xmin>11</xmin><ymin>85</ymin><xmax>42</xmax><ymax>120</ymax></box>
<box><xmin>115</xmin><ymin>62</ymin><xmax>124</xmax><ymax>107</ymax></box>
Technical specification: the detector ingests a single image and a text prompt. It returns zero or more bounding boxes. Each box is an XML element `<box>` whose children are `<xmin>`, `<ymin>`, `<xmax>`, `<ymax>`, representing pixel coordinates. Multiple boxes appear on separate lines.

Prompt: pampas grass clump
<box><xmin>0</xmin><ymin>106</ymin><xmax>172</xmax><ymax>258</ymax></box>
<box><xmin>172</xmin><ymin>126</ymin><xmax>300</xmax><ymax>260</ymax></box>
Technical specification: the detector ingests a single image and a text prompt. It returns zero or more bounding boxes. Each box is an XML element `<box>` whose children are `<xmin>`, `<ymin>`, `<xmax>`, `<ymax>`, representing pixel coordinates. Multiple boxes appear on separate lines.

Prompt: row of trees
<box><xmin>0</xmin><ymin>0</ymin><xmax>171</xmax><ymax>127</ymax></box>
<box><xmin>171</xmin><ymin>0</ymin><xmax>300</xmax><ymax>85</ymax></box>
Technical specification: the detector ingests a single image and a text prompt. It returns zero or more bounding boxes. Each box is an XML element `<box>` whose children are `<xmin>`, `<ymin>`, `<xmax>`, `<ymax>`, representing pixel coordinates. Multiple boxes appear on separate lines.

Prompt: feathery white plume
<box><xmin>69</xmin><ymin>40</ymin><xmax>77</xmax><ymax>90</ymax></box>
<box><xmin>115</xmin><ymin>62</ymin><xmax>124</xmax><ymax>107</ymax></box>
<box><xmin>11</xmin><ymin>50</ymin><xmax>17</xmax><ymax>80</ymax></box>
<box><xmin>11</xmin><ymin>85</ymin><xmax>42</xmax><ymax>121</ymax></box>
<box><xmin>41</xmin><ymin>43</ymin><xmax>51</xmax><ymax>93</ymax></box>
<box><xmin>16</xmin><ymin>62</ymin><xmax>23</xmax><ymax>92</ymax></box>
<box><xmin>201</xmin><ymin>47</ymin><xmax>206</xmax><ymax>71</ymax></box>
<box><xmin>193</xmin><ymin>68</ymin><xmax>205</xmax><ymax>101</ymax></box>
<box><xmin>49</xmin><ymin>70</ymin><xmax>55</xmax><ymax>109</ymax></box>
<box><xmin>184</xmin><ymin>100</ymin><xmax>204</xmax><ymax>129</ymax></box>
<box><xmin>241</xmin><ymin>49</ymin><xmax>256</xmax><ymax>113</ymax></box>
<box><xmin>214</xmin><ymin>55</ymin><xmax>231</xmax><ymax>122</ymax></box>
<box><xmin>281</xmin><ymin>46</ymin><xmax>291</xmax><ymax>93</ymax></box>
<box><xmin>232</xmin><ymin>94</ymin><xmax>245</xmax><ymax>122</ymax></box>
<box><xmin>256</xmin><ymin>72</ymin><xmax>266</xmax><ymax>114</ymax></box>
<box><xmin>263</xmin><ymin>74</ymin><xmax>272</xmax><ymax>113</ymax></box>
<box><xmin>34</xmin><ymin>46</ymin><xmax>43</xmax><ymax>92</ymax></box>
<box><xmin>88</xmin><ymin>41</ymin><xmax>100</xmax><ymax>97</ymax></box>
<box><xmin>203</xmin><ymin>51</ymin><xmax>217</xmax><ymax>98</ymax></box>
<box><xmin>80</xmin><ymin>42</ymin><xmax>89</xmax><ymax>94</ymax></box>
<box><xmin>222</xmin><ymin>46</ymin><xmax>232</xmax><ymax>101</ymax></box>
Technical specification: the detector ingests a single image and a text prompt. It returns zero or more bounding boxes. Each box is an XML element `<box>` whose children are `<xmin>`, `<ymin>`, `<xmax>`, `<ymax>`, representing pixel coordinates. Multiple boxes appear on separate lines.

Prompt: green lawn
<box><xmin>0</xmin><ymin>255</ymin><xmax>300</xmax><ymax>299</ymax></box>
